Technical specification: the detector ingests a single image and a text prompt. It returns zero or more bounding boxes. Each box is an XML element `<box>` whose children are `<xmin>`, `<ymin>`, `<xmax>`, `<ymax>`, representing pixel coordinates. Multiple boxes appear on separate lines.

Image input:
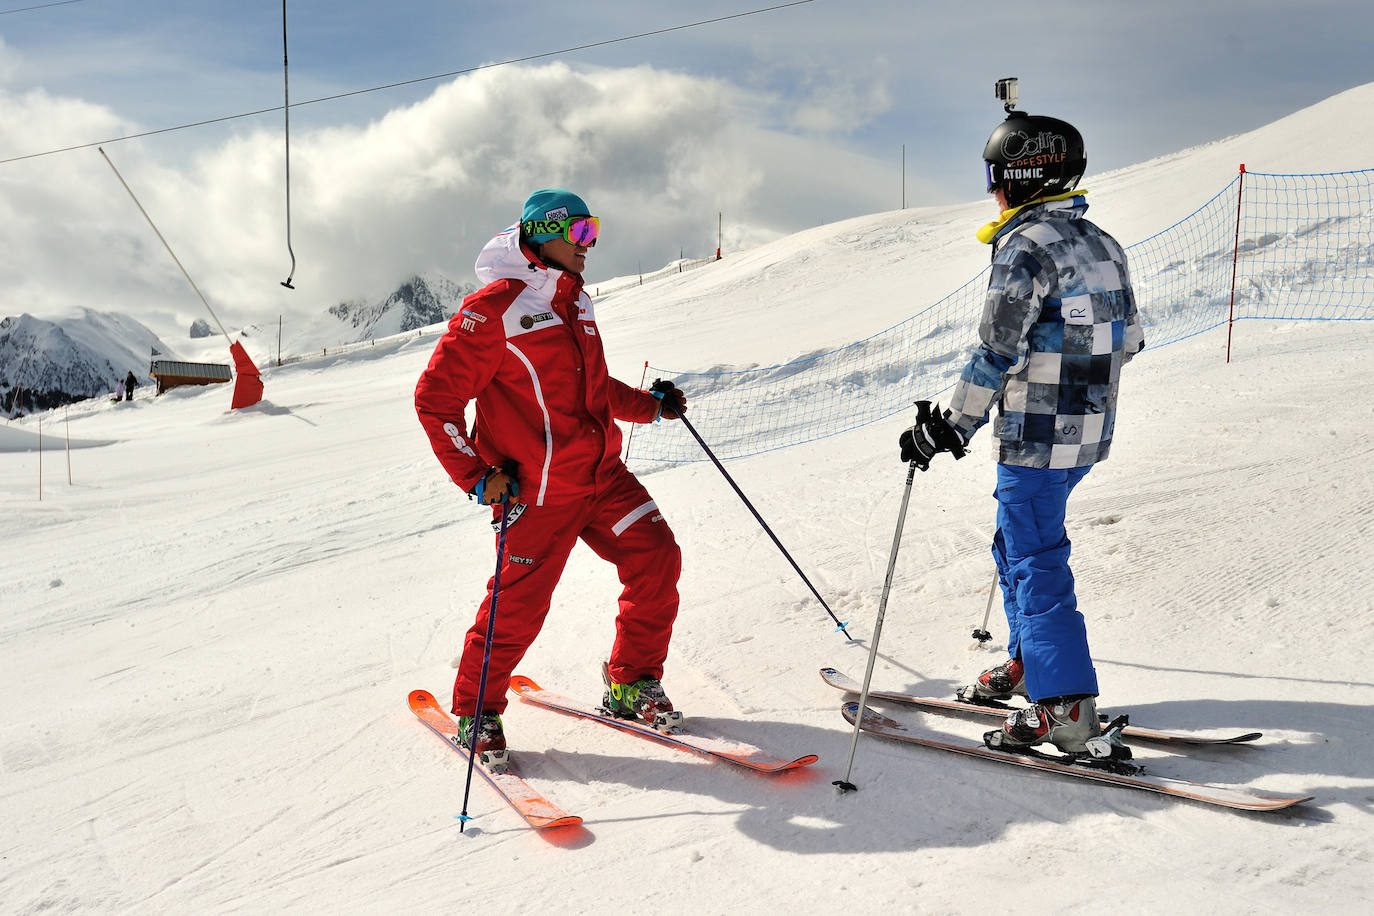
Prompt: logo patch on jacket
<box><xmin>443</xmin><ymin>422</ymin><xmax>477</xmax><ymax>457</ymax></box>
<box><xmin>519</xmin><ymin>312</ymin><xmax>555</xmax><ymax>330</ymax></box>
<box><xmin>491</xmin><ymin>502</ymin><xmax>527</xmax><ymax>530</ymax></box>
<box><xmin>459</xmin><ymin>308</ymin><xmax>487</xmax><ymax>334</ymax></box>
<box><xmin>509</xmin><ymin>555</ymin><xmax>535</xmax><ymax>566</ymax></box>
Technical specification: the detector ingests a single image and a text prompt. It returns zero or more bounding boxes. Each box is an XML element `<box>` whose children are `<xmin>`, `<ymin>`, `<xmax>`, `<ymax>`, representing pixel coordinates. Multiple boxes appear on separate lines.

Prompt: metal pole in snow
<box><xmin>623</xmin><ymin>361</ymin><xmax>650</xmax><ymax>462</ymax></box>
<box><xmin>834</xmin><ymin>460</ymin><xmax>918</xmax><ymax>792</ymax></box>
<box><xmin>1226</xmin><ymin>163</ymin><xmax>1246</xmax><ymax>364</ymax></box>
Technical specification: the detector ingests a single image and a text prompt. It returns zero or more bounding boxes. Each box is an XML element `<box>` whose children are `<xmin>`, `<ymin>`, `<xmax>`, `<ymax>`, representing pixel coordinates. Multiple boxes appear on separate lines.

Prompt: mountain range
<box><xmin>0</xmin><ymin>309</ymin><xmax>175</xmax><ymax>414</ymax></box>
<box><xmin>326</xmin><ymin>274</ymin><xmax>472</xmax><ymax>340</ymax></box>
<box><xmin>0</xmin><ymin>273</ymin><xmax>474</xmax><ymax>415</ymax></box>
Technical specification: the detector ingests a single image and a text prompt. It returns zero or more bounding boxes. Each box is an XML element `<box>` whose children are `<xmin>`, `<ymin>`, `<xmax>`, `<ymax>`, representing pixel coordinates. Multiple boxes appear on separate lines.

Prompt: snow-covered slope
<box><xmin>2</xmin><ymin>88</ymin><xmax>1373</xmax><ymax>913</ymax></box>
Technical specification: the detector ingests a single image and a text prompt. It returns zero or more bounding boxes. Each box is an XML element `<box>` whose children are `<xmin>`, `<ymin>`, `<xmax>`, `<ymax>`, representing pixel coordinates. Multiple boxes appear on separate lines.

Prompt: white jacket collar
<box><xmin>474</xmin><ymin>226</ymin><xmax>558</xmax><ymax>292</ymax></box>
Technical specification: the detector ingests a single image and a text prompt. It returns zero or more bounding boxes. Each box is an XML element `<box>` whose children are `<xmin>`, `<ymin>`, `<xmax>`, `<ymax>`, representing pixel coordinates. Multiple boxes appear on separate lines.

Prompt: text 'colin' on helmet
<box><xmin>983</xmin><ymin>112</ymin><xmax>1085</xmax><ymax>209</ymax></box>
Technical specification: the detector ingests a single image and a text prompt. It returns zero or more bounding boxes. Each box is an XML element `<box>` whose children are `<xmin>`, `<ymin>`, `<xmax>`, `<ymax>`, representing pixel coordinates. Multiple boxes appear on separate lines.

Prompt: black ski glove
<box><xmin>898</xmin><ymin>401</ymin><xmax>967</xmax><ymax>471</ymax></box>
<box><xmin>650</xmin><ymin>378</ymin><xmax>687</xmax><ymax>420</ymax></box>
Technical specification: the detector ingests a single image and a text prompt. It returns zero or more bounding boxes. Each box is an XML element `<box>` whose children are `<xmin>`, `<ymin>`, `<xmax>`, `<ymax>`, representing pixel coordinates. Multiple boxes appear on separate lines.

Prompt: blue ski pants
<box><xmin>992</xmin><ymin>463</ymin><xmax>1098</xmax><ymax>702</ymax></box>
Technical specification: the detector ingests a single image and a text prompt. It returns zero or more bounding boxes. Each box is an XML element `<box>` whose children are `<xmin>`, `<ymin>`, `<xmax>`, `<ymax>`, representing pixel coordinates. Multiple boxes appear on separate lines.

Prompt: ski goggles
<box><xmin>521</xmin><ymin>215</ymin><xmax>601</xmax><ymax>246</ymax></box>
<box><xmin>985</xmin><ymin>161</ymin><xmax>997</xmax><ymax>192</ymax></box>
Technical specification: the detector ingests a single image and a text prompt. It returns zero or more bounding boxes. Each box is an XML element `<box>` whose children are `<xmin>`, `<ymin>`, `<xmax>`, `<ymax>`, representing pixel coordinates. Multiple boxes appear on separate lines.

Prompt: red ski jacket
<box><xmin>415</xmin><ymin>227</ymin><xmax>661</xmax><ymax>505</ymax></box>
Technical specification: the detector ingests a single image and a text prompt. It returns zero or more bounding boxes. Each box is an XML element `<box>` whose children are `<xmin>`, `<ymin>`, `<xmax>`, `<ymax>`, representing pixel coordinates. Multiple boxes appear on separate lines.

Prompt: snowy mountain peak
<box><xmin>1</xmin><ymin>310</ymin><xmax>177</xmax><ymax>414</ymax></box>
<box><xmin>1</xmin><ymin>272</ymin><xmax>476</xmax><ymax>414</ymax></box>
<box><xmin>326</xmin><ymin>273</ymin><xmax>474</xmax><ymax>341</ymax></box>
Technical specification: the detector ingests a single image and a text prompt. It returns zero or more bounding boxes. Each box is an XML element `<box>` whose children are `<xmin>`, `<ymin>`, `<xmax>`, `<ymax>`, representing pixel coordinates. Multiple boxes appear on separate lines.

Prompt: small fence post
<box><xmin>623</xmin><ymin>360</ymin><xmax>650</xmax><ymax>461</ymax></box>
<box><xmin>1226</xmin><ymin>163</ymin><xmax>1246</xmax><ymax>363</ymax></box>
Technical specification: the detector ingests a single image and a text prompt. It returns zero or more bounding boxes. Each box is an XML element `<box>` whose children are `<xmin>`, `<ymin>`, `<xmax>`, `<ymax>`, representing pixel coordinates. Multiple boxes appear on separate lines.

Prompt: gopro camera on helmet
<box><xmin>994</xmin><ymin>77</ymin><xmax>1018</xmax><ymax>113</ymax></box>
<box><xmin>983</xmin><ymin>78</ymin><xmax>1086</xmax><ymax>209</ymax></box>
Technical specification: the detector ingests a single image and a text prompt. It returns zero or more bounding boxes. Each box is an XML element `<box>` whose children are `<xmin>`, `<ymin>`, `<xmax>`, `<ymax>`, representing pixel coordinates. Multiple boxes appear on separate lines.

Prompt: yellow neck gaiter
<box><xmin>976</xmin><ymin>189</ymin><xmax>1089</xmax><ymax>245</ymax></box>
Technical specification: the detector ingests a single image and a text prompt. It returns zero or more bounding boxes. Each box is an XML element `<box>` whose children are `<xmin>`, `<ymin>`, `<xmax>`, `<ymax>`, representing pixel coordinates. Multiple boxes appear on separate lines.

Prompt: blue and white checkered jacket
<box><xmin>944</xmin><ymin>195</ymin><xmax>1145</xmax><ymax>468</ymax></box>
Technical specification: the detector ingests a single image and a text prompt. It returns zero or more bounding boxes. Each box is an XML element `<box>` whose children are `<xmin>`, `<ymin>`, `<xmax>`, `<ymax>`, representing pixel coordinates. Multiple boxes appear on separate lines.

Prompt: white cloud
<box><xmin>0</xmin><ymin>36</ymin><xmax>19</xmax><ymax>85</ymax></box>
<box><xmin>0</xmin><ymin>61</ymin><xmax>938</xmax><ymax>342</ymax></box>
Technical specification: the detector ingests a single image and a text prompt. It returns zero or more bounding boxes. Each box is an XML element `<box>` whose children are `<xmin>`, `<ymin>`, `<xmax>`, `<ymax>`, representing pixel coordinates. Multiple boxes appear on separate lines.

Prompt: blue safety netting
<box><xmin>626</xmin><ymin>168</ymin><xmax>1374</xmax><ymax>465</ymax></box>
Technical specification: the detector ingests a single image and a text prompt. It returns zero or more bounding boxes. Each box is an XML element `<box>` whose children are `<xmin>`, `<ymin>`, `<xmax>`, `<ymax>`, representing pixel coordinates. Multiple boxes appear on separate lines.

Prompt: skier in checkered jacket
<box><xmin>899</xmin><ymin>100</ymin><xmax>1144</xmax><ymax>756</ymax></box>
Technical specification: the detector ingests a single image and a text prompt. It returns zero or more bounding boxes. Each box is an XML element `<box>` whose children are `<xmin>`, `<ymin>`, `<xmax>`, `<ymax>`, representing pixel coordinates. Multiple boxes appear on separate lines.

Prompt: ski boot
<box><xmin>600</xmin><ymin>662</ymin><xmax>684</xmax><ymax>733</ymax></box>
<box><xmin>956</xmin><ymin>658</ymin><xmax>1027</xmax><ymax>705</ymax></box>
<box><xmin>985</xmin><ymin>694</ymin><xmax>1101</xmax><ymax>754</ymax></box>
<box><xmin>457</xmin><ymin>711</ymin><xmax>510</xmax><ymax>772</ymax></box>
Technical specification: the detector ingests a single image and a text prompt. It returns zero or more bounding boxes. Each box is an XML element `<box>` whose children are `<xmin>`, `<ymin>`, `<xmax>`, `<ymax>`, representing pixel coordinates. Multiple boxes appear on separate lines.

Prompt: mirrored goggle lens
<box><xmin>565</xmin><ymin>216</ymin><xmax>600</xmax><ymax>246</ymax></box>
<box><xmin>985</xmin><ymin>161</ymin><xmax>996</xmax><ymax>192</ymax></box>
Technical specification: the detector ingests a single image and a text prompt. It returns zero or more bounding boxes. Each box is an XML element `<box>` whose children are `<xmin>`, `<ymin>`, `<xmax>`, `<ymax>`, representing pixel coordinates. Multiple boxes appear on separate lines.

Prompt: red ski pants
<box><xmin>451</xmin><ymin>464</ymin><xmax>681</xmax><ymax>715</ymax></box>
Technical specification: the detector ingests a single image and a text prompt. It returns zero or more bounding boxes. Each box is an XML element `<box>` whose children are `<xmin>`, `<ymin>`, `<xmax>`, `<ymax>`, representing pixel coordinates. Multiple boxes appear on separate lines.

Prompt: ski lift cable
<box><xmin>0</xmin><ymin>0</ymin><xmax>90</xmax><ymax>16</ymax></box>
<box><xmin>0</xmin><ymin>1</ymin><xmax>818</xmax><ymax>165</ymax></box>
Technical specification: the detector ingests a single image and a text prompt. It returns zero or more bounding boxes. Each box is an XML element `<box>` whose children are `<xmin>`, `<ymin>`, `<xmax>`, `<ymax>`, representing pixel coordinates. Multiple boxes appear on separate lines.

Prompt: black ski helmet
<box><xmin>983</xmin><ymin>112</ymin><xmax>1085</xmax><ymax>208</ymax></box>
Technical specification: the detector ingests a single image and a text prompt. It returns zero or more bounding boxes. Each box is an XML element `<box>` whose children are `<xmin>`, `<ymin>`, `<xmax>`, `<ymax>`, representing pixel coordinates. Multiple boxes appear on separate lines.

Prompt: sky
<box><xmin>3</xmin><ymin>80</ymin><xmax>1373</xmax><ymax>905</ymax></box>
<box><xmin>2</xmin><ymin>0</ymin><xmax>1373</xmax><ymax>345</ymax></box>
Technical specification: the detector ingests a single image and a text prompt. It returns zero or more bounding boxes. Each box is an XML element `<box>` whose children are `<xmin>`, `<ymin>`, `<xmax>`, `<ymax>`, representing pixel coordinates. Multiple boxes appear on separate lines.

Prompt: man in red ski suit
<box><xmin>415</xmin><ymin>189</ymin><xmax>686</xmax><ymax>764</ymax></box>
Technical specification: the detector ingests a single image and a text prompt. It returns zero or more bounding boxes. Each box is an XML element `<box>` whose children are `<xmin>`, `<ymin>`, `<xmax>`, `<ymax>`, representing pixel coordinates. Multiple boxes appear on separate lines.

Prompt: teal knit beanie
<box><xmin>520</xmin><ymin>189</ymin><xmax>591</xmax><ymax>243</ymax></box>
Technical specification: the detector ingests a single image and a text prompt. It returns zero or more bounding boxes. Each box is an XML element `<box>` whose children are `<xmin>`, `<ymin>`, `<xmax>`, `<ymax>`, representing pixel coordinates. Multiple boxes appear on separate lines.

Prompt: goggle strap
<box><xmin>521</xmin><ymin>215</ymin><xmax>599</xmax><ymax>246</ymax></box>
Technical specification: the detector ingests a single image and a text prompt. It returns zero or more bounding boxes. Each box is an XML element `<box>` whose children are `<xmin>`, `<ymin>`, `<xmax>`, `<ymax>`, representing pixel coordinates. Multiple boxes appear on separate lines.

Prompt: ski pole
<box><xmin>457</xmin><ymin>493</ymin><xmax>512</xmax><ymax>833</ymax></box>
<box><xmin>834</xmin><ymin>459</ymin><xmax>918</xmax><ymax>793</ymax></box>
<box><xmin>971</xmin><ymin>568</ymin><xmax>999</xmax><ymax>645</ymax></box>
<box><xmin>650</xmin><ymin>379</ymin><xmax>852</xmax><ymax>641</ymax></box>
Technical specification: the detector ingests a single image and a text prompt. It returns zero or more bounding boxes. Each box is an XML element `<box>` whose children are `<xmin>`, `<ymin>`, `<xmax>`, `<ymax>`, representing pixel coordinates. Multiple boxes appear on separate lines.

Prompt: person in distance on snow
<box><xmin>124</xmin><ymin>371</ymin><xmax>137</xmax><ymax>401</ymax></box>
<box><xmin>897</xmin><ymin>102</ymin><xmax>1145</xmax><ymax>755</ymax></box>
<box><xmin>414</xmin><ymin>188</ymin><xmax>688</xmax><ymax>769</ymax></box>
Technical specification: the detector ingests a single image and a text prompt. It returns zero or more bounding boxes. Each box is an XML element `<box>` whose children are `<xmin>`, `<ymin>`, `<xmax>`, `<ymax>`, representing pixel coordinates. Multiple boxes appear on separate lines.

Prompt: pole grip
<box><xmin>649</xmin><ymin>377</ymin><xmax>682</xmax><ymax>415</ymax></box>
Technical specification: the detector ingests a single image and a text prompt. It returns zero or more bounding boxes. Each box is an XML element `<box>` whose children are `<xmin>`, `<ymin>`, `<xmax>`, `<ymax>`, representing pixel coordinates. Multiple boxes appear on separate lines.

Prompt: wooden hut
<box><xmin>148</xmin><ymin>359</ymin><xmax>232</xmax><ymax>395</ymax></box>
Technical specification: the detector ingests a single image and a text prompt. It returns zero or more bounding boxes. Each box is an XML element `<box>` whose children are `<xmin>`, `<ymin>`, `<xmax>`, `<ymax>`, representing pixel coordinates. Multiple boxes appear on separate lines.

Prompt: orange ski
<box><xmin>408</xmin><ymin>690</ymin><xmax>581</xmax><ymax>830</ymax></box>
<box><xmin>510</xmin><ymin>675</ymin><xmax>817</xmax><ymax>773</ymax></box>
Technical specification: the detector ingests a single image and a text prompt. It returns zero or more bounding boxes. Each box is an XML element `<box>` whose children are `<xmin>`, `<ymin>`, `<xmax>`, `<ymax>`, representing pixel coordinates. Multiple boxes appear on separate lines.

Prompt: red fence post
<box><xmin>624</xmin><ymin>360</ymin><xmax>651</xmax><ymax>461</ymax></box>
<box><xmin>1226</xmin><ymin>163</ymin><xmax>1247</xmax><ymax>364</ymax></box>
